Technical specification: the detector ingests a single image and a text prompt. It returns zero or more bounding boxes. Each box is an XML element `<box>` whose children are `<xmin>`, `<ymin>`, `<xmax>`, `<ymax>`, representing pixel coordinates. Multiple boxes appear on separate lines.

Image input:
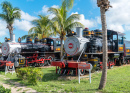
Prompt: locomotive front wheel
<box><xmin>38</xmin><ymin>57</ymin><xmax>45</xmax><ymax>67</ymax></box>
<box><xmin>80</xmin><ymin>69</ymin><xmax>85</xmax><ymax>76</ymax></box>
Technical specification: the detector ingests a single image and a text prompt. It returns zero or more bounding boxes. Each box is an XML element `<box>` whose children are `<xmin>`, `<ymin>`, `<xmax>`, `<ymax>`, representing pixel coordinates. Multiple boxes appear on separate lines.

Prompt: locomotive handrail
<box><xmin>77</xmin><ymin>45</ymin><xmax>85</xmax><ymax>63</ymax></box>
<box><xmin>61</xmin><ymin>53</ymin><xmax>66</xmax><ymax>61</ymax></box>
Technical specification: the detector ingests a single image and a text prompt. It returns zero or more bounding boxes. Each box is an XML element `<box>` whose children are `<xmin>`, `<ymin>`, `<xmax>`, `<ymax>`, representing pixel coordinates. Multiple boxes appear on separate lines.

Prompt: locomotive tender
<box><xmin>51</xmin><ymin>27</ymin><xmax>130</xmax><ymax>75</ymax></box>
<box><xmin>0</xmin><ymin>34</ymin><xmax>61</xmax><ymax>68</ymax></box>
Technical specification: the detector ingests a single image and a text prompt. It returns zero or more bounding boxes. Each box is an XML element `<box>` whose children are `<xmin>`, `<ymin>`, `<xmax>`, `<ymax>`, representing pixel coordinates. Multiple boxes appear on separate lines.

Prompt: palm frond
<box><xmin>62</xmin><ymin>0</ymin><xmax>74</xmax><ymax>10</ymax></box>
<box><xmin>21</xmin><ymin>35</ymin><xmax>28</xmax><ymax>40</ymax></box>
<box><xmin>0</xmin><ymin>14</ymin><xmax>7</xmax><ymax>20</ymax></box>
<box><xmin>13</xmin><ymin>7</ymin><xmax>20</xmax><ymax>11</ymax></box>
<box><xmin>65</xmin><ymin>14</ymin><xmax>80</xmax><ymax>27</ymax></box>
<box><xmin>65</xmin><ymin>22</ymin><xmax>84</xmax><ymax>31</ymax></box>
<box><xmin>1</xmin><ymin>1</ymin><xmax>13</xmax><ymax>13</ymax></box>
<box><xmin>48</xmin><ymin>8</ymin><xmax>59</xmax><ymax>16</ymax></box>
<box><xmin>13</xmin><ymin>11</ymin><xmax>21</xmax><ymax>19</ymax></box>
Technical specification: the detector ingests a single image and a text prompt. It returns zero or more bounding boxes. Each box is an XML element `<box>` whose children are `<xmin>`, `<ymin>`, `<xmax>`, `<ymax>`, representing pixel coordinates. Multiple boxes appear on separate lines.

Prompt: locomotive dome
<box><xmin>64</xmin><ymin>27</ymin><xmax>89</xmax><ymax>56</ymax></box>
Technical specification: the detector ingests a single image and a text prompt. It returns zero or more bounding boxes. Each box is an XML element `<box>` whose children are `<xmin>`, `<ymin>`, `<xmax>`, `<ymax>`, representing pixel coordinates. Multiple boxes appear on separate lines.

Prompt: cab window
<box><xmin>56</xmin><ymin>41</ymin><xmax>61</xmax><ymax>46</ymax></box>
<box><xmin>118</xmin><ymin>36</ymin><xmax>123</xmax><ymax>44</ymax></box>
<box><xmin>113</xmin><ymin>35</ymin><xmax>117</xmax><ymax>40</ymax></box>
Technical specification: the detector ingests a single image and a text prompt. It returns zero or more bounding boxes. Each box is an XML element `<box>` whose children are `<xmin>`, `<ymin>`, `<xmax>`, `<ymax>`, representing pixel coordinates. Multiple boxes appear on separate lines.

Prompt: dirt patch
<box><xmin>0</xmin><ymin>75</ymin><xmax>37</xmax><ymax>93</ymax></box>
<box><xmin>39</xmin><ymin>65</ymin><xmax>53</xmax><ymax>68</ymax></box>
<box><xmin>58</xmin><ymin>74</ymin><xmax>91</xmax><ymax>80</ymax></box>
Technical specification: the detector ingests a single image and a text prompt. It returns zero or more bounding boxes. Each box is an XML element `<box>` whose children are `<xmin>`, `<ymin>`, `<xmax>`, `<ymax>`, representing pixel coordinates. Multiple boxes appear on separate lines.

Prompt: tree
<box><xmin>0</xmin><ymin>1</ymin><xmax>21</xmax><ymax>39</ymax></box>
<box><xmin>48</xmin><ymin>0</ymin><xmax>84</xmax><ymax>58</ymax></box>
<box><xmin>97</xmin><ymin>0</ymin><xmax>112</xmax><ymax>89</ymax></box>
<box><xmin>22</xmin><ymin>15</ymin><xmax>53</xmax><ymax>40</ymax></box>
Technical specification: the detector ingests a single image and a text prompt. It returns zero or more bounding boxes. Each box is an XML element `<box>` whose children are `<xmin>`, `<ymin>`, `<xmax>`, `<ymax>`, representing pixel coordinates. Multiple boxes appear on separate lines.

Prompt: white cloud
<box><xmin>92</xmin><ymin>0</ymin><xmax>130</xmax><ymax>33</ymax></box>
<box><xmin>108</xmin><ymin>24</ymin><xmax>124</xmax><ymax>32</ymax></box>
<box><xmin>41</xmin><ymin>5</ymin><xmax>59</xmax><ymax>15</ymax></box>
<box><xmin>71</xmin><ymin>12</ymin><xmax>98</xmax><ymax>28</ymax></box>
<box><xmin>41</xmin><ymin>5</ymin><xmax>49</xmax><ymax>15</ymax></box>
<box><xmin>39</xmin><ymin>5</ymin><xmax>59</xmax><ymax>19</ymax></box>
<box><xmin>20</xmin><ymin>11</ymin><xmax>37</xmax><ymax>21</ymax></box>
<box><xmin>13</xmin><ymin>11</ymin><xmax>37</xmax><ymax>31</ymax></box>
<box><xmin>0</xmin><ymin>20</ymin><xmax>8</xmax><ymax>37</ymax></box>
<box><xmin>0</xmin><ymin>10</ymin><xmax>37</xmax><ymax>37</ymax></box>
<box><xmin>14</xmin><ymin>20</ymin><xmax>34</xmax><ymax>31</ymax></box>
<box><xmin>105</xmin><ymin>0</ymin><xmax>130</xmax><ymax>32</ymax></box>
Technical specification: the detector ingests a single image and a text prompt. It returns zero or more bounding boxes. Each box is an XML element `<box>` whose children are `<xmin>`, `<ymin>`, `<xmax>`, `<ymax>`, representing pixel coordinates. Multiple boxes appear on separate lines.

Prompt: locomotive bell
<box><xmin>34</xmin><ymin>37</ymin><xmax>40</xmax><ymax>43</ymax></box>
<box><xmin>83</xmin><ymin>28</ymin><xmax>91</xmax><ymax>38</ymax></box>
<box><xmin>18</xmin><ymin>37</ymin><xmax>21</xmax><ymax>43</ymax></box>
<box><xmin>26</xmin><ymin>37</ymin><xmax>32</xmax><ymax>43</ymax></box>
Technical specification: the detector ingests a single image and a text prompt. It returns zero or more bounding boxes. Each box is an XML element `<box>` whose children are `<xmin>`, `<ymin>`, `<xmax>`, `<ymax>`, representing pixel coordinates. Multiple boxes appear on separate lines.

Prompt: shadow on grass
<box><xmin>42</xmin><ymin>72</ymin><xmax>59</xmax><ymax>82</ymax></box>
<box><xmin>4</xmin><ymin>78</ymin><xmax>33</xmax><ymax>86</ymax></box>
<box><xmin>0</xmin><ymin>70</ymin><xmax>5</xmax><ymax>72</ymax></box>
<box><xmin>63</xmin><ymin>88</ymin><xmax>99</xmax><ymax>93</ymax></box>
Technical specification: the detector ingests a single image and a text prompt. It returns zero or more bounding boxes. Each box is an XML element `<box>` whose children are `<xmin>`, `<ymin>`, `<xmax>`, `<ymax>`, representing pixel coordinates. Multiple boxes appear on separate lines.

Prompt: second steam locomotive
<box><xmin>51</xmin><ymin>27</ymin><xmax>130</xmax><ymax>75</ymax></box>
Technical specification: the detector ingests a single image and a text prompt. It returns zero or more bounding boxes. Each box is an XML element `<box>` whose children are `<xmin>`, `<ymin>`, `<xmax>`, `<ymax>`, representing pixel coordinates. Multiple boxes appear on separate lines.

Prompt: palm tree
<box><xmin>22</xmin><ymin>15</ymin><xmax>53</xmax><ymax>40</ymax></box>
<box><xmin>0</xmin><ymin>1</ymin><xmax>21</xmax><ymax>39</ymax></box>
<box><xmin>48</xmin><ymin>1</ymin><xmax>84</xmax><ymax>58</ymax></box>
<box><xmin>63</xmin><ymin>0</ymin><xmax>74</xmax><ymax>10</ymax></box>
<box><xmin>97</xmin><ymin>0</ymin><xmax>112</xmax><ymax>89</ymax></box>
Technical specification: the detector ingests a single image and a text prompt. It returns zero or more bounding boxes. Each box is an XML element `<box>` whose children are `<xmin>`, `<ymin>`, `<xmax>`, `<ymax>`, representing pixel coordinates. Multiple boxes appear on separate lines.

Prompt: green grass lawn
<box><xmin>0</xmin><ymin>65</ymin><xmax>130</xmax><ymax>93</ymax></box>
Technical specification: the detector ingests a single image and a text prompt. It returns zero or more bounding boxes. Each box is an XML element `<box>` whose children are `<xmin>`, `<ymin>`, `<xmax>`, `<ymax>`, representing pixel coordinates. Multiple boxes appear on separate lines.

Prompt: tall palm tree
<box><xmin>97</xmin><ymin>0</ymin><xmax>112</xmax><ymax>89</ymax></box>
<box><xmin>22</xmin><ymin>15</ymin><xmax>53</xmax><ymax>40</ymax></box>
<box><xmin>0</xmin><ymin>1</ymin><xmax>21</xmax><ymax>39</ymax></box>
<box><xmin>48</xmin><ymin>1</ymin><xmax>84</xmax><ymax>58</ymax></box>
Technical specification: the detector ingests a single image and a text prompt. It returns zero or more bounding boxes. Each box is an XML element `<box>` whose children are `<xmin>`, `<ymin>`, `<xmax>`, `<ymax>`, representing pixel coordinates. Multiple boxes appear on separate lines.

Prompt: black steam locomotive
<box><xmin>51</xmin><ymin>27</ymin><xmax>130</xmax><ymax>75</ymax></box>
<box><xmin>0</xmin><ymin>35</ymin><xmax>61</xmax><ymax>68</ymax></box>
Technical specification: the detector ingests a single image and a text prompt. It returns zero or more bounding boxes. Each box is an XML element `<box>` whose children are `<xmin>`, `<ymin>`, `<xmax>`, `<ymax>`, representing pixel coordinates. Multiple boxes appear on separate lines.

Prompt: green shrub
<box><xmin>0</xmin><ymin>85</ymin><xmax>11</xmax><ymax>93</ymax></box>
<box><xmin>16</xmin><ymin>67</ymin><xmax>43</xmax><ymax>85</ymax></box>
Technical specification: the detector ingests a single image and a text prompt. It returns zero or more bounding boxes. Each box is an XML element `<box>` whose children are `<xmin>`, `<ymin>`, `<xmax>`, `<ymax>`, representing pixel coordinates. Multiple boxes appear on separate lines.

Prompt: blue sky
<box><xmin>0</xmin><ymin>0</ymin><xmax>130</xmax><ymax>42</ymax></box>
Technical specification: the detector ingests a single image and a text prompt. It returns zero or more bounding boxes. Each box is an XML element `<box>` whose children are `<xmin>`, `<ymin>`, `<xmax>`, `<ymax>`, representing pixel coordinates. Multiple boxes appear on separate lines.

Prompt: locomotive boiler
<box><xmin>51</xmin><ymin>27</ymin><xmax>130</xmax><ymax>75</ymax></box>
<box><xmin>0</xmin><ymin>34</ymin><xmax>61</xmax><ymax>68</ymax></box>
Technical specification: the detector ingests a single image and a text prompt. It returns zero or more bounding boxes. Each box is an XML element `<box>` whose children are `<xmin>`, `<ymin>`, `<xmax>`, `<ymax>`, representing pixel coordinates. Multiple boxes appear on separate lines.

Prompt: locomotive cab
<box><xmin>41</xmin><ymin>38</ymin><xmax>61</xmax><ymax>52</ymax></box>
<box><xmin>107</xmin><ymin>30</ymin><xmax>124</xmax><ymax>52</ymax></box>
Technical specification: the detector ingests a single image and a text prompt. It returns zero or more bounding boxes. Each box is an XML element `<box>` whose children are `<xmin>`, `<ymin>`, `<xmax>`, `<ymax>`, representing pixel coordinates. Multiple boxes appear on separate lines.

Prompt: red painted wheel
<box><xmin>38</xmin><ymin>57</ymin><xmax>45</xmax><ymax>67</ymax></box>
<box><xmin>47</xmin><ymin>56</ymin><xmax>53</xmax><ymax>65</ymax></box>
<box><xmin>80</xmin><ymin>69</ymin><xmax>85</xmax><ymax>76</ymax></box>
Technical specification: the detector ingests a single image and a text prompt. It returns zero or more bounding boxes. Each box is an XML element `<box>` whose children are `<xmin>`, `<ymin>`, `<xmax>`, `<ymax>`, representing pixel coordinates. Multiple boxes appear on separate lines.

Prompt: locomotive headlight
<box><xmin>56</xmin><ymin>48</ymin><xmax>60</xmax><ymax>51</ymax></box>
<box><xmin>58</xmin><ymin>48</ymin><xmax>60</xmax><ymax>51</ymax></box>
<box><xmin>84</xmin><ymin>54</ymin><xmax>87</xmax><ymax>57</ymax></box>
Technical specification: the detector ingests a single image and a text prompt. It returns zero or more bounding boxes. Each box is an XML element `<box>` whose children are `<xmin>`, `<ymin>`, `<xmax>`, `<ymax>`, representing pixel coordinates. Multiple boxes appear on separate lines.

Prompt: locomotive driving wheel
<box><xmin>47</xmin><ymin>56</ymin><xmax>53</xmax><ymax>66</ymax></box>
<box><xmin>38</xmin><ymin>57</ymin><xmax>45</xmax><ymax>67</ymax></box>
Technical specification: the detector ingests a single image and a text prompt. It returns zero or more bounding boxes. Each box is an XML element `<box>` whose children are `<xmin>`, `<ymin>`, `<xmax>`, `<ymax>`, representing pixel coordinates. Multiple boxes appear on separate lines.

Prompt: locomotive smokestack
<box><xmin>76</xmin><ymin>27</ymin><xmax>83</xmax><ymax>37</ymax></box>
<box><xmin>11</xmin><ymin>33</ymin><xmax>15</xmax><ymax>42</ymax></box>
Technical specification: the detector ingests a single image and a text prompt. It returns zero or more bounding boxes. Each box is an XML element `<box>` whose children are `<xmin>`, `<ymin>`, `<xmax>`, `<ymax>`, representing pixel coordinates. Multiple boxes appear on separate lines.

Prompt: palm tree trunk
<box><xmin>60</xmin><ymin>38</ymin><xmax>63</xmax><ymax>59</ymax></box>
<box><xmin>99</xmin><ymin>7</ymin><xmax>108</xmax><ymax>89</ymax></box>
<box><xmin>9</xmin><ymin>29</ymin><xmax>12</xmax><ymax>40</ymax></box>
